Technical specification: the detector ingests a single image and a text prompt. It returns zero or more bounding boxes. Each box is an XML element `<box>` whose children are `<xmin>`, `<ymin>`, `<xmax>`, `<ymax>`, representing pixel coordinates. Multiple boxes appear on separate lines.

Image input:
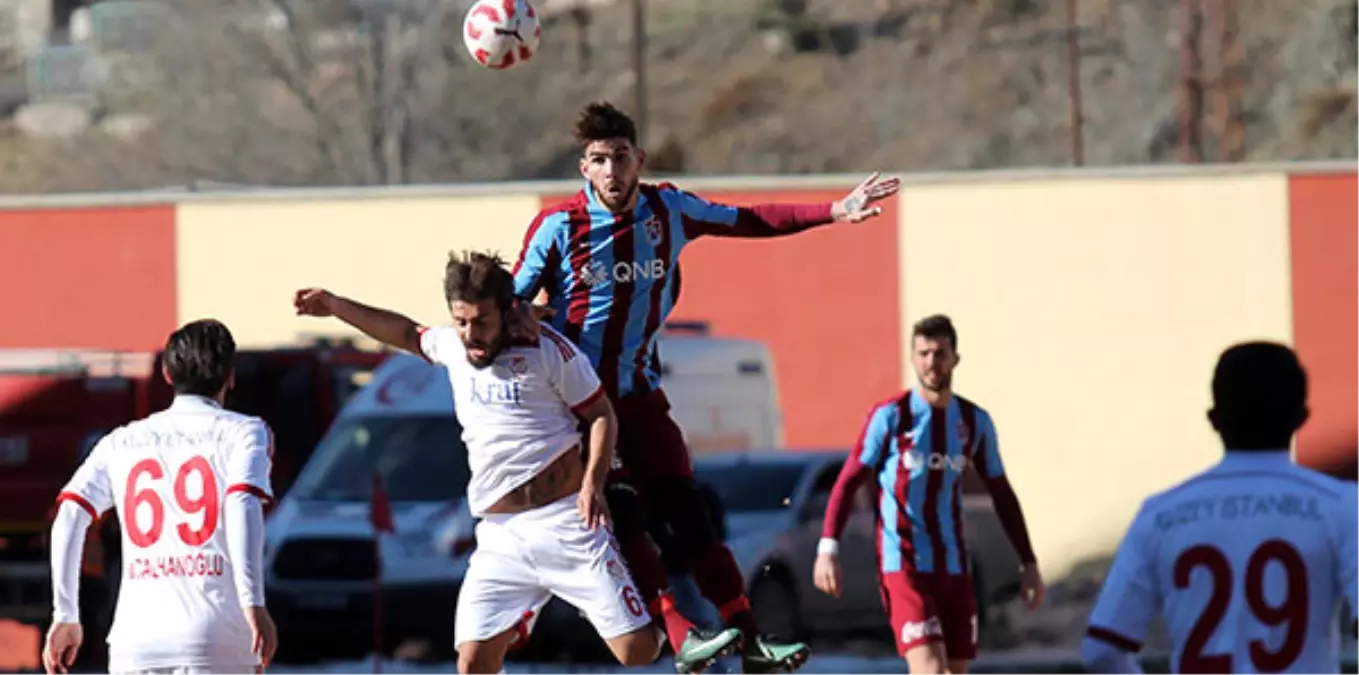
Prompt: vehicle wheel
<box><xmin>749</xmin><ymin>572</ymin><xmax>806</xmax><ymax>643</ymax></box>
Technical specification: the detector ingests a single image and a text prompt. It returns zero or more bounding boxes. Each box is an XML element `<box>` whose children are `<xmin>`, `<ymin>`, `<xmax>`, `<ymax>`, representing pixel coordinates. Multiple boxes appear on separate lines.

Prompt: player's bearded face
<box><xmin>581</xmin><ymin>139</ymin><xmax>643</xmax><ymax>213</ymax></box>
<box><xmin>912</xmin><ymin>336</ymin><xmax>958</xmax><ymax>391</ymax></box>
<box><xmin>450</xmin><ymin>299</ymin><xmax>507</xmax><ymax>369</ymax></box>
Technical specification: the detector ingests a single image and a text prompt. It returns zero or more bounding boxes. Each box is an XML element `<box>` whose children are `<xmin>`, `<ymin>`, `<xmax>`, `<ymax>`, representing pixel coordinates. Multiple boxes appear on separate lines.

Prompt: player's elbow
<box><xmin>1080</xmin><ymin>636</ymin><xmax>1139</xmax><ymax>674</ymax></box>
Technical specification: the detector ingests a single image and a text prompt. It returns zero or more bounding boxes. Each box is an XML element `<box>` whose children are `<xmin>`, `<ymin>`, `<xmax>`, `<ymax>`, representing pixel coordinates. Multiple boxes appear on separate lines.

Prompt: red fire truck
<box><xmin>0</xmin><ymin>340</ymin><xmax>386</xmax><ymax>668</ymax></box>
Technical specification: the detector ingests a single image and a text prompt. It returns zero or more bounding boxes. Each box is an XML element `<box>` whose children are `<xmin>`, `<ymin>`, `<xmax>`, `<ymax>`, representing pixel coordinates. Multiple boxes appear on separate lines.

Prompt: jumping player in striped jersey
<box><xmin>1082</xmin><ymin>342</ymin><xmax>1359</xmax><ymax>674</ymax></box>
<box><xmin>814</xmin><ymin>315</ymin><xmax>1043</xmax><ymax>674</ymax></box>
<box><xmin>511</xmin><ymin>100</ymin><xmax>900</xmax><ymax>673</ymax></box>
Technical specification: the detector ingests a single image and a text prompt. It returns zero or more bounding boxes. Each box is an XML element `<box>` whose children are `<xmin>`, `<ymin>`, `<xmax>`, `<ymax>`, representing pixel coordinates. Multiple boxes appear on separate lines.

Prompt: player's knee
<box><xmin>609</xmin><ymin>625</ymin><xmax>662</xmax><ymax>666</ymax></box>
<box><xmin>903</xmin><ymin>642</ymin><xmax>947</xmax><ymax>675</ymax></box>
<box><xmin>456</xmin><ymin>642</ymin><xmax>504</xmax><ymax>675</ymax></box>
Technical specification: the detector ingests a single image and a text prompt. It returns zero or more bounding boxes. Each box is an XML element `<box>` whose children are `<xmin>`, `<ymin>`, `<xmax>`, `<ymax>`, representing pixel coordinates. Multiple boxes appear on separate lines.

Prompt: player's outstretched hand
<box><xmin>246</xmin><ymin>605</ymin><xmax>279</xmax><ymax>670</ymax></box>
<box><xmin>293</xmin><ymin>288</ymin><xmax>338</xmax><ymax>317</ymax></box>
<box><xmin>831</xmin><ymin>172</ymin><xmax>901</xmax><ymax>224</ymax></box>
<box><xmin>813</xmin><ymin>553</ymin><xmax>844</xmax><ymax>599</ymax></box>
<box><xmin>577</xmin><ymin>480</ymin><xmax>611</xmax><ymax>530</ymax></box>
<box><xmin>1020</xmin><ymin>563</ymin><xmax>1045</xmax><ymax>610</ymax></box>
<box><xmin>42</xmin><ymin>622</ymin><xmax>82</xmax><ymax>674</ymax></box>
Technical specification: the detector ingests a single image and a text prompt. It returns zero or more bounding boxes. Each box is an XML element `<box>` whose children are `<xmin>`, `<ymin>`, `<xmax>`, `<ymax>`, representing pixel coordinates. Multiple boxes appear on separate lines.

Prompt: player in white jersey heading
<box><xmin>1083</xmin><ymin>341</ymin><xmax>1359</xmax><ymax>674</ymax></box>
<box><xmin>44</xmin><ymin>319</ymin><xmax>278</xmax><ymax>675</ymax></box>
<box><xmin>293</xmin><ymin>252</ymin><xmax>739</xmax><ymax>674</ymax></box>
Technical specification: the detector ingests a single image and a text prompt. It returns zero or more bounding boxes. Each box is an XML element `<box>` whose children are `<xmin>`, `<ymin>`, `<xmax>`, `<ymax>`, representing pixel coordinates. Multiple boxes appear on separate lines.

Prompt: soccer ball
<box><xmin>462</xmin><ymin>0</ymin><xmax>541</xmax><ymax>70</ymax></box>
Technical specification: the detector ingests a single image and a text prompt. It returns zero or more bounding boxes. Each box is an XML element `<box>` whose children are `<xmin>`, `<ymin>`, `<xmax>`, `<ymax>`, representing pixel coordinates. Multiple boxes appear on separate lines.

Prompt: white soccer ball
<box><xmin>462</xmin><ymin>0</ymin><xmax>541</xmax><ymax>70</ymax></box>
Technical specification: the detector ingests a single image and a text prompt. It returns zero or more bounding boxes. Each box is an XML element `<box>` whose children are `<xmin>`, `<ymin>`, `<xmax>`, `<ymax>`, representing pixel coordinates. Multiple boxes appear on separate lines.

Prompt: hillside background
<box><xmin>0</xmin><ymin>0</ymin><xmax>1354</xmax><ymax>193</ymax></box>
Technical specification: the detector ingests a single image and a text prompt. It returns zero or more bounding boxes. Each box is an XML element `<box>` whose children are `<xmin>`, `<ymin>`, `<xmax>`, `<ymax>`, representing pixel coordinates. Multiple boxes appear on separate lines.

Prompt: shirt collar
<box><xmin>169</xmin><ymin>394</ymin><xmax>223</xmax><ymax>412</ymax></box>
<box><xmin>1220</xmin><ymin>449</ymin><xmax>1292</xmax><ymax>466</ymax></box>
<box><xmin>583</xmin><ymin>181</ymin><xmax>645</xmax><ymax>219</ymax></box>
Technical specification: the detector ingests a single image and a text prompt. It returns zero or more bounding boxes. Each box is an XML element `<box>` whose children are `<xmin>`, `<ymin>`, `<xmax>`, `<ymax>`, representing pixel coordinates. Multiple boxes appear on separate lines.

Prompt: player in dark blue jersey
<box><xmin>815</xmin><ymin>315</ymin><xmax>1043</xmax><ymax>674</ymax></box>
<box><xmin>512</xmin><ymin>101</ymin><xmax>899</xmax><ymax>673</ymax></box>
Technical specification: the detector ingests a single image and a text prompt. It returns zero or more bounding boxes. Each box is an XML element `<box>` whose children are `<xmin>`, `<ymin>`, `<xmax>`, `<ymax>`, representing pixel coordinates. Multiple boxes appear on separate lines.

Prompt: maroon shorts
<box><xmin>879</xmin><ymin>571</ymin><xmax>978</xmax><ymax>661</ymax></box>
<box><xmin>606</xmin><ymin>388</ymin><xmax>694</xmax><ymax>486</ymax></box>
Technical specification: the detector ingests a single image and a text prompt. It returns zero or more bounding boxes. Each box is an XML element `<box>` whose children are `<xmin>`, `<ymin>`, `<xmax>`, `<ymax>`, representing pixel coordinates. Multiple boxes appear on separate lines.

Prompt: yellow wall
<box><xmin>897</xmin><ymin>174</ymin><xmax>1294</xmax><ymax>577</ymax></box>
<box><xmin>176</xmin><ymin>196</ymin><xmax>541</xmax><ymax>346</ymax></box>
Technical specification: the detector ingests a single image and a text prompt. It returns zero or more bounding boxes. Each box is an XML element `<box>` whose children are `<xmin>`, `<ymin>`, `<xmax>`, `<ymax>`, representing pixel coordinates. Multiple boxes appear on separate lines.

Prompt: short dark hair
<box><xmin>444</xmin><ymin>251</ymin><xmax>516</xmax><ymax>312</ymax></box>
<box><xmin>911</xmin><ymin>314</ymin><xmax>958</xmax><ymax>351</ymax></box>
<box><xmin>163</xmin><ymin>319</ymin><xmax>236</xmax><ymax>397</ymax></box>
<box><xmin>1211</xmin><ymin>341</ymin><xmax>1308</xmax><ymax>448</ymax></box>
<box><xmin>574</xmin><ymin>101</ymin><xmax>637</xmax><ymax>151</ymax></box>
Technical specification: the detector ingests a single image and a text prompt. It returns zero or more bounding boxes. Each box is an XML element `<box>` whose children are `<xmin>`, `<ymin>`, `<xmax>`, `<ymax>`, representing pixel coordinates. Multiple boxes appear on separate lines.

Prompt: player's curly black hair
<box><xmin>163</xmin><ymin>319</ymin><xmax>236</xmax><ymax>397</ymax></box>
<box><xmin>574</xmin><ymin>101</ymin><xmax>637</xmax><ymax>150</ymax></box>
<box><xmin>1211</xmin><ymin>341</ymin><xmax>1308</xmax><ymax>449</ymax></box>
<box><xmin>443</xmin><ymin>250</ymin><xmax>516</xmax><ymax>312</ymax></box>
<box><xmin>912</xmin><ymin>314</ymin><xmax>958</xmax><ymax>351</ymax></box>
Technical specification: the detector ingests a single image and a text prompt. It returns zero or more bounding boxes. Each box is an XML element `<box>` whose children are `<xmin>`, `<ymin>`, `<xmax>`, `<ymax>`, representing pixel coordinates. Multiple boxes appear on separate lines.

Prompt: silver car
<box><xmin>691</xmin><ymin>451</ymin><xmax>1024</xmax><ymax>645</ymax></box>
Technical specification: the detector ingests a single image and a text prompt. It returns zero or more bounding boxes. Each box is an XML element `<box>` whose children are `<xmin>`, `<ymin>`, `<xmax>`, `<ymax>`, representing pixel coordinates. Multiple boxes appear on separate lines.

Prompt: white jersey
<box><xmin>1086</xmin><ymin>451</ymin><xmax>1359</xmax><ymax>674</ymax></box>
<box><xmin>57</xmin><ymin>395</ymin><xmax>274</xmax><ymax>672</ymax></box>
<box><xmin>419</xmin><ymin>323</ymin><xmax>603</xmax><ymax>516</ymax></box>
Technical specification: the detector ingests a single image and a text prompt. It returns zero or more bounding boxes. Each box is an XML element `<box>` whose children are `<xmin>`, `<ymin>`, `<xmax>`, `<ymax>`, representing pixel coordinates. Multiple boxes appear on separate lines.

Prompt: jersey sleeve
<box><xmin>663</xmin><ymin>184</ymin><xmax>834</xmax><ymax>241</ymax></box>
<box><xmin>819</xmin><ymin>401</ymin><xmax>894</xmax><ymax>542</ymax></box>
<box><xmin>418</xmin><ymin>325</ymin><xmax>461</xmax><ymax>366</ymax></box>
<box><xmin>57</xmin><ymin>435</ymin><xmax>115</xmax><ymax>518</ymax></box>
<box><xmin>856</xmin><ymin>403</ymin><xmax>894</xmax><ymax>468</ymax></box>
<box><xmin>1086</xmin><ymin>504</ymin><xmax>1159</xmax><ymax>652</ymax></box>
<box><xmin>542</xmin><ymin>327</ymin><xmax>604</xmax><ymax>413</ymax></box>
<box><xmin>972</xmin><ymin>410</ymin><xmax>1007</xmax><ymax>479</ymax></box>
<box><xmin>512</xmin><ymin>211</ymin><xmax>565</xmax><ymax>300</ymax></box>
<box><xmin>224</xmin><ymin>418</ymin><xmax>274</xmax><ymax>502</ymax></box>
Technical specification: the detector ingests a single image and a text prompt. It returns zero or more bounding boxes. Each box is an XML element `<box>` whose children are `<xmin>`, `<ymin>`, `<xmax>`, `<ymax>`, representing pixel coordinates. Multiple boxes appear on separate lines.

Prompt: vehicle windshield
<box><xmin>290</xmin><ymin>415</ymin><xmax>470</xmax><ymax>503</ymax></box>
<box><xmin>694</xmin><ymin>462</ymin><xmax>806</xmax><ymax>513</ymax></box>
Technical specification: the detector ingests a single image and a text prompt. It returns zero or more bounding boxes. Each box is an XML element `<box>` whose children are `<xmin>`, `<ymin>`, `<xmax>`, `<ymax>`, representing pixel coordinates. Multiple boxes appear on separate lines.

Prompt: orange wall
<box><xmin>1289</xmin><ymin>174</ymin><xmax>1358</xmax><ymax>477</ymax></box>
<box><xmin>0</xmin><ymin>206</ymin><xmax>177</xmax><ymax>350</ymax></box>
<box><xmin>538</xmin><ymin>190</ymin><xmax>901</xmax><ymax>449</ymax></box>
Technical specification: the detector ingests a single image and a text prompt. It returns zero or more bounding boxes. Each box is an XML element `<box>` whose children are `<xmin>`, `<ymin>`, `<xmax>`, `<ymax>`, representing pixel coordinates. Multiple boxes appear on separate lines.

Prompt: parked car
<box><xmin>692</xmin><ymin>451</ymin><xmax>1024</xmax><ymax>646</ymax></box>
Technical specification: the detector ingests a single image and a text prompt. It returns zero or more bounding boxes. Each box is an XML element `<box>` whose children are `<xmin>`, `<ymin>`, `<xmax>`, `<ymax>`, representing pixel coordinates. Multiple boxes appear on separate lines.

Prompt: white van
<box><xmin>263</xmin><ymin>324</ymin><xmax>783</xmax><ymax>662</ymax></box>
<box><xmin>652</xmin><ymin>321</ymin><xmax>784</xmax><ymax>453</ymax></box>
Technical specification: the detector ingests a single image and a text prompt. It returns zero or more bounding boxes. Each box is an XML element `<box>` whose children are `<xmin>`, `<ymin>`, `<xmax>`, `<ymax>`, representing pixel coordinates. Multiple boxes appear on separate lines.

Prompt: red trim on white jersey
<box><xmin>227</xmin><ymin>483</ymin><xmax>272</xmax><ymax>502</ymax></box>
<box><xmin>571</xmin><ymin>386</ymin><xmax>605</xmax><ymax>415</ymax></box>
<box><xmin>56</xmin><ymin>491</ymin><xmax>98</xmax><ymax>519</ymax></box>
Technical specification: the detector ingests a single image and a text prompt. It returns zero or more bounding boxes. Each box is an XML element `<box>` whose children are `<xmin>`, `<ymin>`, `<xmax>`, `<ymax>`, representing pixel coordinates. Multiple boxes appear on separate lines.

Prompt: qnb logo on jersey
<box><xmin>469</xmin><ymin>380</ymin><xmax>523</xmax><ymax>406</ymax></box>
<box><xmin>576</xmin><ymin>258</ymin><xmax>668</xmax><ymax>288</ymax></box>
<box><xmin>900</xmin><ymin>616</ymin><xmax>943</xmax><ymax>644</ymax></box>
<box><xmin>901</xmin><ymin>450</ymin><xmax>969</xmax><ymax>473</ymax></box>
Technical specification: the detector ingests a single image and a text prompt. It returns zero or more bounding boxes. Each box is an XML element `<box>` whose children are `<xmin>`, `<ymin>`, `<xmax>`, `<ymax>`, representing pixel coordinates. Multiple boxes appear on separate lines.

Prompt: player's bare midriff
<box><xmin>483</xmin><ymin>447</ymin><xmax>584</xmax><ymax>514</ymax></box>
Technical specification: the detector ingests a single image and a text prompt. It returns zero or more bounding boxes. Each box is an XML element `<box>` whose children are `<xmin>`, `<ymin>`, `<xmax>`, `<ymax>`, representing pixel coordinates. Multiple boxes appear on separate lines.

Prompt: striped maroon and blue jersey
<box><xmin>822</xmin><ymin>390</ymin><xmax>1036</xmax><ymax>576</ymax></box>
<box><xmin>511</xmin><ymin>181</ymin><xmax>831</xmax><ymax>398</ymax></box>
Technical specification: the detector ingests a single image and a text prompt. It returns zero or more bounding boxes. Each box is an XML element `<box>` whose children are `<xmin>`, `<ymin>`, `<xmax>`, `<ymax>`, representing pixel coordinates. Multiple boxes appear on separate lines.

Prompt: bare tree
<box><xmin>51</xmin><ymin>0</ymin><xmax>616</xmax><ymax>190</ymax></box>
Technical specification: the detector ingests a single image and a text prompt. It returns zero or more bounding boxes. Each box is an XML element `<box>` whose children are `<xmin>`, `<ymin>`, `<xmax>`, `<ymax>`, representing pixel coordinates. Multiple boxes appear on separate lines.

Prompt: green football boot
<box><xmin>742</xmin><ymin>635</ymin><xmax>812</xmax><ymax>674</ymax></box>
<box><xmin>673</xmin><ymin>626</ymin><xmax>745</xmax><ymax>674</ymax></box>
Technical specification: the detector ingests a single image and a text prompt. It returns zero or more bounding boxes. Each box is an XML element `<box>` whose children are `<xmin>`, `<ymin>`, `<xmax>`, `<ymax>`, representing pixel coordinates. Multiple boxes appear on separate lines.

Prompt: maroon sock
<box><xmin>617</xmin><ymin>531</ymin><xmax>694</xmax><ymax>651</ymax></box>
<box><xmin>687</xmin><ymin>540</ymin><xmax>760</xmax><ymax>638</ymax></box>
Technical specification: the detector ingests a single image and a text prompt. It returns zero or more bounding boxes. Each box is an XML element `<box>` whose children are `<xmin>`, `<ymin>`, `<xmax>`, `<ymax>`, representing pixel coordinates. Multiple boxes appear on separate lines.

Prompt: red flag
<box><xmin>369</xmin><ymin>471</ymin><xmax>391</xmax><ymax>675</ymax></box>
<box><xmin>370</xmin><ymin>472</ymin><xmax>395</xmax><ymax>534</ymax></box>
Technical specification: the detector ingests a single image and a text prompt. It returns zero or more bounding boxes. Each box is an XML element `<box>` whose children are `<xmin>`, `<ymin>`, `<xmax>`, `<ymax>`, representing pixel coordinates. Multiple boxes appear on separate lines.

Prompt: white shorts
<box><xmin>454</xmin><ymin>493</ymin><xmax>652</xmax><ymax>648</ymax></box>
